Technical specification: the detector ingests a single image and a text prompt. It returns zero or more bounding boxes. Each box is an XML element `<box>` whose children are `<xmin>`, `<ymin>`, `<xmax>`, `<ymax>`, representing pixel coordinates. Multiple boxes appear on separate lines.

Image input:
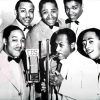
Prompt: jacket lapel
<box><xmin>0</xmin><ymin>58</ymin><xmax>21</xmax><ymax>92</ymax></box>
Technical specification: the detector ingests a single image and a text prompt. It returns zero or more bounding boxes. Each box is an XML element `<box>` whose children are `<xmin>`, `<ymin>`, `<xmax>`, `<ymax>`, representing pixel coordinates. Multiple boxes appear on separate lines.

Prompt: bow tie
<box><xmin>65</xmin><ymin>19</ymin><xmax>79</xmax><ymax>25</ymax></box>
<box><xmin>94</xmin><ymin>59</ymin><xmax>100</xmax><ymax>64</ymax></box>
<box><xmin>8</xmin><ymin>56</ymin><xmax>20</xmax><ymax>63</ymax></box>
<box><xmin>23</xmin><ymin>26</ymin><xmax>32</xmax><ymax>31</ymax></box>
<box><xmin>49</xmin><ymin>22</ymin><xmax>59</xmax><ymax>29</ymax></box>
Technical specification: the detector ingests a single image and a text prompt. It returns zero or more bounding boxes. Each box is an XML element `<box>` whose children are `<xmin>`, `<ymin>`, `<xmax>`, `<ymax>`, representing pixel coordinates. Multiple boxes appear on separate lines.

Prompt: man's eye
<box><xmin>51</xmin><ymin>10</ymin><xmax>57</xmax><ymax>13</ymax></box>
<box><xmin>30</xmin><ymin>10</ymin><xmax>34</xmax><ymax>13</ymax></box>
<box><xmin>89</xmin><ymin>40</ymin><xmax>93</xmax><ymax>44</ymax></box>
<box><xmin>12</xmin><ymin>39</ymin><xmax>17</xmax><ymax>42</ymax></box>
<box><xmin>42</xmin><ymin>11</ymin><xmax>48</xmax><ymax>15</ymax></box>
<box><xmin>72</xmin><ymin>6</ymin><xmax>78</xmax><ymax>10</ymax></box>
<box><xmin>59</xmin><ymin>44</ymin><xmax>64</xmax><ymax>47</ymax></box>
<box><xmin>21</xmin><ymin>39</ymin><xmax>25</xmax><ymax>43</ymax></box>
<box><xmin>20</xmin><ymin>10</ymin><xmax>25</xmax><ymax>13</ymax></box>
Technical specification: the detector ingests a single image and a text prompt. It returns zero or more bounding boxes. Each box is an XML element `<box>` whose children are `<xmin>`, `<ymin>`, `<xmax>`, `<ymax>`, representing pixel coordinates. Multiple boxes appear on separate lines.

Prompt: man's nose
<box><xmin>48</xmin><ymin>13</ymin><xmax>53</xmax><ymax>19</ymax></box>
<box><xmin>56</xmin><ymin>45</ymin><xmax>60</xmax><ymax>52</ymax></box>
<box><xmin>17</xmin><ymin>41</ymin><xmax>22</xmax><ymax>48</ymax></box>
<box><xmin>26</xmin><ymin>11</ymin><xmax>30</xmax><ymax>17</ymax></box>
<box><xmin>69</xmin><ymin>9</ymin><xmax>73</xmax><ymax>15</ymax></box>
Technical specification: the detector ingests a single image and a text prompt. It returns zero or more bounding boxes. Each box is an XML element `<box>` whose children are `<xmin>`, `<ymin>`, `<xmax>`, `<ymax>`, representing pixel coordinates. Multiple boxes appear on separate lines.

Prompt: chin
<box><xmin>13</xmin><ymin>53</ymin><xmax>20</xmax><ymax>58</ymax></box>
<box><xmin>48</xmin><ymin>23</ymin><xmax>55</xmax><ymax>26</ymax></box>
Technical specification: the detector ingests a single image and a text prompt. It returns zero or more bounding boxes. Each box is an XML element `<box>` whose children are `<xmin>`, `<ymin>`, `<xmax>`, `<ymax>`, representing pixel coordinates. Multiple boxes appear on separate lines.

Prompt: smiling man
<box><xmin>0</xmin><ymin>25</ymin><xmax>29</xmax><ymax>100</ymax></box>
<box><xmin>13</xmin><ymin>0</ymin><xmax>34</xmax><ymax>38</ymax></box>
<box><xmin>63</xmin><ymin>0</ymin><xmax>84</xmax><ymax>38</ymax></box>
<box><xmin>26</xmin><ymin>0</ymin><xmax>65</xmax><ymax>58</ymax></box>
<box><xmin>77</xmin><ymin>28</ymin><xmax>100</xmax><ymax>62</ymax></box>
<box><xmin>49</xmin><ymin>28</ymin><xmax>100</xmax><ymax>100</ymax></box>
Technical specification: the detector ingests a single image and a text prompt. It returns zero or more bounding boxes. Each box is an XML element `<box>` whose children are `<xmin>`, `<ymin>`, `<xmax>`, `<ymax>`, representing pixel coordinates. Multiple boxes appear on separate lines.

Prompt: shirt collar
<box><xmin>60</xmin><ymin>51</ymin><xmax>76</xmax><ymax>64</ymax></box>
<box><xmin>41</xmin><ymin>20</ymin><xmax>59</xmax><ymax>29</ymax></box>
<box><xmin>16</xmin><ymin>20</ymin><xmax>26</xmax><ymax>31</ymax></box>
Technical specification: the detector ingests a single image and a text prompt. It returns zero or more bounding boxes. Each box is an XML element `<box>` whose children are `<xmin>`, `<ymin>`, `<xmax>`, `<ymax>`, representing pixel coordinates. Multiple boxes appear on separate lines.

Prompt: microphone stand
<box><xmin>46</xmin><ymin>39</ymin><xmax>50</xmax><ymax>100</ymax></box>
<box><xmin>26</xmin><ymin>48</ymin><xmax>40</xmax><ymax>100</ymax></box>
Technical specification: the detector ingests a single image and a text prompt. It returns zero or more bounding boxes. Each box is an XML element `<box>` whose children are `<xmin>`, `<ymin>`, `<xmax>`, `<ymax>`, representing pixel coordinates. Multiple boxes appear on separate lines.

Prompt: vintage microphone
<box><xmin>26</xmin><ymin>47</ymin><xmax>40</xmax><ymax>100</ymax></box>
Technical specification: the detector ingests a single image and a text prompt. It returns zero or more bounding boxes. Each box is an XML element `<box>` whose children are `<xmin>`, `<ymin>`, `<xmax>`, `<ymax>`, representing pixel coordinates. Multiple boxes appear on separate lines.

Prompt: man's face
<box><xmin>65</xmin><ymin>1</ymin><xmax>83</xmax><ymax>21</ymax></box>
<box><xmin>5</xmin><ymin>30</ymin><xmax>25</xmax><ymax>58</ymax></box>
<box><xmin>17</xmin><ymin>2</ymin><xmax>34</xmax><ymax>27</ymax></box>
<box><xmin>55</xmin><ymin>34</ymin><xmax>72</xmax><ymax>60</ymax></box>
<box><xmin>82</xmin><ymin>31</ymin><xmax>100</xmax><ymax>60</ymax></box>
<box><xmin>41</xmin><ymin>2</ymin><xmax>58</xmax><ymax>27</ymax></box>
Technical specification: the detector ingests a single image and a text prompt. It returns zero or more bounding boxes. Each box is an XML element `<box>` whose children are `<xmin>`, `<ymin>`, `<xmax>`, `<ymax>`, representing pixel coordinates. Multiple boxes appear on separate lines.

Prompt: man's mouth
<box><xmin>15</xmin><ymin>47</ymin><xmax>21</xmax><ymax>51</ymax></box>
<box><xmin>24</xmin><ymin>18</ymin><xmax>31</xmax><ymax>23</ymax></box>
<box><xmin>86</xmin><ymin>50</ymin><xmax>93</xmax><ymax>55</ymax></box>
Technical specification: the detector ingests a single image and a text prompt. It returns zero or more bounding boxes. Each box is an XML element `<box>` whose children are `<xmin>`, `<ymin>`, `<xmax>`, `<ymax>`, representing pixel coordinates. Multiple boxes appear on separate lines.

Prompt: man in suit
<box><xmin>0</xmin><ymin>25</ymin><xmax>29</xmax><ymax>100</ymax></box>
<box><xmin>13</xmin><ymin>0</ymin><xmax>34</xmax><ymax>38</ymax></box>
<box><xmin>0</xmin><ymin>0</ymin><xmax>34</xmax><ymax>52</ymax></box>
<box><xmin>63</xmin><ymin>0</ymin><xmax>83</xmax><ymax>38</ymax></box>
<box><xmin>50</xmin><ymin>28</ymin><xmax>100</xmax><ymax>100</ymax></box>
<box><xmin>26</xmin><ymin>0</ymin><xmax>66</xmax><ymax>58</ymax></box>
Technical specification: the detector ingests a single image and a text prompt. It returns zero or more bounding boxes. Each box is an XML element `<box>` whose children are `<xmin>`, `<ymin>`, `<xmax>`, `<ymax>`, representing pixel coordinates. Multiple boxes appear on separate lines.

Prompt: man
<box><xmin>26</xmin><ymin>0</ymin><xmax>66</xmax><ymax>99</ymax></box>
<box><xmin>13</xmin><ymin>0</ymin><xmax>34</xmax><ymax>38</ymax></box>
<box><xmin>0</xmin><ymin>0</ymin><xmax>34</xmax><ymax>51</ymax></box>
<box><xmin>77</xmin><ymin>28</ymin><xmax>100</xmax><ymax>63</ymax></box>
<box><xmin>50</xmin><ymin>28</ymin><xmax>100</xmax><ymax>100</ymax></box>
<box><xmin>63</xmin><ymin>0</ymin><xmax>99</xmax><ymax>40</ymax></box>
<box><xmin>63</xmin><ymin>0</ymin><xmax>83</xmax><ymax>38</ymax></box>
<box><xmin>77</xmin><ymin>28</ymin><xmax>100</xmax><ymax>100</ymax></box>
<box><xmin>0</xmin><ymin>25</ymin><xmax>29</xmax><ymax>100</ymax></box>
<box><xmin>26</xmin><ymin>0</ymin><xmax>65</xmax><ymax>58</ymax></box>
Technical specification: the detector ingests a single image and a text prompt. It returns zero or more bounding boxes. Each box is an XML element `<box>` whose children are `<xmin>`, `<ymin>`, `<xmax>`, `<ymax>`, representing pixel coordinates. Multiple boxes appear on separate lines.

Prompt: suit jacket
<box><xmin>12</xmin><ymin>19</ymin><xmax>35</xmax><ymax>38</ymax></box>
<box><xmin>0</xmin><ymin>51</ymin><xmax>29</xmax><ymax>100</ymax></box>
<box><xmin>59</xmin><ymin>51</ymin><xmax>100</xmax><ymax>100</ymax></box>
<box><xmin>64</xmin><ymin>12</ymin><xmax>100</xmax><ymax>39</ymax></box>
<box><xmin>26</xmin><ymin>19</ymin><xmax>66</xmax><ymax>58</ymax></box>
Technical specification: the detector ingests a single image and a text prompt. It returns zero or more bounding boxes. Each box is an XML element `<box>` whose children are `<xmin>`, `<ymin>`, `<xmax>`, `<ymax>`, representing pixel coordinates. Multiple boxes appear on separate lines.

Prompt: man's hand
<box><xmin>49</xmin><ymin>71</ymin><xmax>63</xmax><ymax>86</ymax></box>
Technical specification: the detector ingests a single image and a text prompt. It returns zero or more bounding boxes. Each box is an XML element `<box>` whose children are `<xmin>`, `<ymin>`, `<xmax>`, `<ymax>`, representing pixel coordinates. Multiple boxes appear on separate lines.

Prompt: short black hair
<box><xmin>3</xmin><ymin>25</ymin><xmax>23</xmax><ymax>40</ymax></box>
<box><xmin>50</xmin><ymin>28</ymin><xmax>76</xmax><ymax>54</ymax></box>
<box><xmin>63</xmin><ymin>0</ymin><xmax>82</xmax><ymax>6</ymax></box>
<box><xmin>39</xmin><ymin>0</ymin><xmax>58</xmax><ymax>17</ymax></box>
<box><xmin>15</xmin><ymin>0</ymin><xmax>34</xmax><ymax>12</ymax></box>
<box><xmin>77</xmin><ymin>28</ymin><xmax>100</xmax><ymax>57</ymax></box>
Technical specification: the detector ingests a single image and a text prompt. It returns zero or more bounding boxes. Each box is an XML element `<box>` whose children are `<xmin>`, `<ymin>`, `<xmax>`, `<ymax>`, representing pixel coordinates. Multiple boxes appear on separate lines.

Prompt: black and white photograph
<box><xmin>0</xmin><ymin>0</ymin><xmax>100</xmax><ymax>100</ymax></box>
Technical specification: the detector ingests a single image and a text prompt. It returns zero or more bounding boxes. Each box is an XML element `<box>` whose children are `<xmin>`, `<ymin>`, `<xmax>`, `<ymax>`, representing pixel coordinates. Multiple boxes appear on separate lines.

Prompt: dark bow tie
<box><xmin>8</xmin><ymin>56</ymin><xmax>20</xmax><ymax>63</ymax></box>
<box><xmin>94</xmin><ymin>59</ymin><xmax>100</xmax><ymax>64</ymax></box>
<box><xmin>23</xmin><ymin>26</ymin><xmax>32</xmax><ymax>31</ymax></box>
<box><xmin>65</xmin><ymin>19</ymin><xmax>79</xmax><ymax>25</ymax></box>
<box><xmin>49</xmin><ymin>22</ymin><xmax>59</xmax><ymax>29</ymax></box>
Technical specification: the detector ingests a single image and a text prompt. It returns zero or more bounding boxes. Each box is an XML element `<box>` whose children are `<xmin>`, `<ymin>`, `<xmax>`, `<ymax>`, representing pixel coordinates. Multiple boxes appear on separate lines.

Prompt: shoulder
<box><xmin>58</xmin><ymin>18</ymin><xmax>68</xmax><ymax>29</ymax></box>
<box><xmin>12</xmin><ymin>19</ymin><xmax>19</xmax><ymax>26</ymax></box>
<box><xmin>66</xmin><ymin>51</ymin><xmax>96</xmax><ymax>66</ymax></box>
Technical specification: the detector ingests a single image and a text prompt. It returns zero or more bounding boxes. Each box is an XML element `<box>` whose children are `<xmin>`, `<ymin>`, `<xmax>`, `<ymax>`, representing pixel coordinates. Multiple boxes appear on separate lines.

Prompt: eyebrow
<box><xmin>83</xmin><ymin>38</ymin><xmax>94</xmax><ymax>41</ymax></box>
<box><xmin>12</xmin><ymin>36</ymin><xmax>17</xmax><ymax>38</ymax></box>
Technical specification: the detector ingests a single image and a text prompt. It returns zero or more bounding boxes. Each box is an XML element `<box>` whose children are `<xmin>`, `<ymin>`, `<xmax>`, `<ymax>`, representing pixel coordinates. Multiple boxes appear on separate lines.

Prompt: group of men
<box><xmin>0</xmin><ymin>0</ymin><xmax>100</xmax><ymax>100</ymax></box>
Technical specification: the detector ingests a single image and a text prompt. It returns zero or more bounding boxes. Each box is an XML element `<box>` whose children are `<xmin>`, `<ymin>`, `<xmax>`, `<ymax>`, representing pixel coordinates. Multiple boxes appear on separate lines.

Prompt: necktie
<box><xmin>65</xmin><ymin>19</ymin><xmax>79</xmax><ymax>25</ymax></box>
<box><xmin>8</xmin><ymin>56</ymin><xmax>20</xmax><ymax>63</ymax></box>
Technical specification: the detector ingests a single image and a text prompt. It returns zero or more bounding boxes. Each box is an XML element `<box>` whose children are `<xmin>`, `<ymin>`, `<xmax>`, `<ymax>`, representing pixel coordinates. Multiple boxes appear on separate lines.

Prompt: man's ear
<box><xmin>14</xmin><ymin>9</ymin><xmax>17</xmax><ymax>16</ymax></box>
<box><xmin>3</xmin><ymin>38</ymin><xmax>7</xmax><ymax>45</ymax></box>
<box><xmin>71</xmin><ymin>42</ymin><xmax>75</xmax><ymax>50</ymax></box>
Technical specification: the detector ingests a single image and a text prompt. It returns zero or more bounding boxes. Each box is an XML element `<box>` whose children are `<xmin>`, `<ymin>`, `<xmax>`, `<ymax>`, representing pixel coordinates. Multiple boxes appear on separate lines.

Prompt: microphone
<box><xmin>26</xmin><ymin>48</ymin><xmax>40</xmax><ymax>83</ymax></box>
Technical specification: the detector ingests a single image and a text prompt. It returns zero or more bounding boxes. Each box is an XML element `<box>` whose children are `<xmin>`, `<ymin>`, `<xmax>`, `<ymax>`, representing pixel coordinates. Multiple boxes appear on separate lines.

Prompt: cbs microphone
<box><xmin>26</xmin><ymin>49</ymin><xmax>40</xmax><ymax>83</ymax></box>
